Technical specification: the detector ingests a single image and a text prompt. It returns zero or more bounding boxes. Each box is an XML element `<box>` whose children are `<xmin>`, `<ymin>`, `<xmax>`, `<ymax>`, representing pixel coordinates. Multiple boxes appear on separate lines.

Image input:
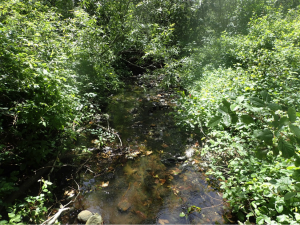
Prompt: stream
<box><xmin>61</xmin><ymin>75</ymin><xmax>231</xmax><ymax>224</ymax></box>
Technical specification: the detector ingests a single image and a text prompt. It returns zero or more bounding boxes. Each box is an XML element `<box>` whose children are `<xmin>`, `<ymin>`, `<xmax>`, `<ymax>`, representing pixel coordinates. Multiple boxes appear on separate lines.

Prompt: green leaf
<box><xmin>284</xmin><ymin>192</ymin><xmax>296</xmax><ymax>201</ymax></box>
<box><xmin>288</xmin><ymin>107</ymin><xmax>297</xmax><ymax>123</ymax></box>
<box><xmin>179</xmin><ymin>212</ymin><xmax>185</xmax><ymax>217</ymax></box>
<box><xmin>267</xmin><ymin>103</ymin><xmax>282</xmax><ymax>111</ymax></box>
<box><xmin>260</xmin><ymin>90</ymin><xmax>271</xmax><ymax>102</ymax></box>
<box><xmin>295</xmin><ymin>156</ymin><xmax>300</xmax><ymax>167</ymax></box>
<box><xmin>256</xmin><ymin>148</ymin><xmax>269</xmax><ymax>159</ymax></box>
<box><xmin>236</xmin><ymin>95</ymin><xmax>245</xmax><ymax>104</ymax></box>
<box><xmin>270</xmin><ymin>120</ymin><xmax>279</xmax><ymax>129</ymax></box>
<box><xmin>272</xmin><ymin>146</ymin><xmax>279</xmax><ymax>156</ymax></box>
<box><xmin>278</xmin><ymin>117</ymin><xmax>289</xmax><ymax>129</ymax></box>
<box><xmin>240</xmin><ymin>115</ymin><xmax>254</xmax><ymax>125</ymax></box>
<box><xmin>249</xmin><ymin>97</ymin><xmax>265</xmax><ymax>107</ymax></box>
<box><xmin>257</xmin><ymin>215</ymin><xmax>270</xmax><ymax>225</ymax></box>
<box><xmin>223</xmin><ymin>113</ymin><xmax>231</xmax><ymax>127</ymax></box>
<box><xmin>218</xmin><ymin>105</ymin><xmax>229</xmax><ymax>114</ymax></box>
<box><xmin>244</xmin><ymin>219</ymin><xmax>252</xmax><ymax>225</ymax></box>
<box><xmin>237</xmin><ymin>211</ymin><xmax>245</xmax><ymax>222</ymax></box>
<box><xmin>289</xmin><ymin>124</ymin><xmax>300</xmax><ymax>138</ymax></box>
<box><xmin>230</xmin><ymin>103</ymin><xmax>238</xmax><ymax>111</ymax></box>
<box><xmin>292</xmin><ymin>170</ymin><xmax>300</xmax><ymax>181</ymax></box>
<box><xmin>7</xmin><ymin>213</ymin><xmax>15</xmax><ymax>219</ymax></box>
<box><xmin>208</xmin><ymin>116</ymin><xmax>222</xmax><ymax>127</ymax></box>
<box><xmin>222</xmin><ymin>99</ymin><xmax>231</xmax><ymax>111</ymax></box>
<box><xmin>230</xmin><ymin>113</ymin><xmax>238</xmax><ymax>124</ymax></box>
<box><xmin>254</xmin><ymin>129</ymin><xmax>273</xmax><ymax>145</ymax></box>
<box><xmin>277</xmin><ymin>214</ymin><xmax>289</xmax><ymax>223</ymax></box>
<box><xmin>275</xmin><ymin>204</ymin><xmax>283</xmax><ymax>213</ymax></box>
<box><xmin>278</xmin><ymin>138</ymin><xmax>295</xmax><ymax>158</ymax></box>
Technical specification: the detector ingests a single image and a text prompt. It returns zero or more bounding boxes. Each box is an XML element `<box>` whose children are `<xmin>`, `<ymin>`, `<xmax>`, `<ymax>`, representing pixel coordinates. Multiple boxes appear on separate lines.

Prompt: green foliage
<box><xmin>175</xmin><ymin>5</ymin><xmax>300</xmax><ymax>225</ymax></box>
<box><xmin>1</xmin><ymin>0</ymin><xmax>300</xmax><ymax>223</ymax></box>
<box><xmin>0</xmin><ymin>179</ymin><xmax>53</xmax><ymax>224</ymax></box>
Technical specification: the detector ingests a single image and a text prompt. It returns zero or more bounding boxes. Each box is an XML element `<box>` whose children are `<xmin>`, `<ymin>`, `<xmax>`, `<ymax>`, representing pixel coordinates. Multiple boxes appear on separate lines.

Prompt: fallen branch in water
<box><xmin>42</xmin><ymin>180</ymin><xmax>81</xmax><ymax>225</ymax></box>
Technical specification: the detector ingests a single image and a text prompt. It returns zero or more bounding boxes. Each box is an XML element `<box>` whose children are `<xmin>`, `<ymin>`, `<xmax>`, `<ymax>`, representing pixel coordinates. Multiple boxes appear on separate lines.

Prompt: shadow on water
<box><xmin>65</xmin><ymin>76</ymin><xmax>232</xmax><ymax>224</ymax></box>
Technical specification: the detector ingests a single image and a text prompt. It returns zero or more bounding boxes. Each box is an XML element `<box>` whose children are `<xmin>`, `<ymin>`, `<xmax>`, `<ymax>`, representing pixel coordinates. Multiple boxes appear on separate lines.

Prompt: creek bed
<box><xmin>62</xmin><ymin>76</ymin><xmax>231</xmax><ymax>224</ymax></box>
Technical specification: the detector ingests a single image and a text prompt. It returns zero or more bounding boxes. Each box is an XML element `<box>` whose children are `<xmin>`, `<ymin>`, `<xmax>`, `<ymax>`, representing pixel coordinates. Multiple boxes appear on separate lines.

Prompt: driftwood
<box><xmin>43</xmin><ymin>207</ymin><xmax>70</xmax><ymax>225</ymax></box>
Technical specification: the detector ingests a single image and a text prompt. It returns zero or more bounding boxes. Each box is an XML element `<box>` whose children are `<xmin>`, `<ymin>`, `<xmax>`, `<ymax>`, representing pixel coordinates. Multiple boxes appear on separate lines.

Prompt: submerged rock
<box><xmin>86</xmin><ymin>213</ymin><xmax>103</xmax><ymax>225</ymax></box>
<box><xmin>117</xmin><ymin>199</ymin><xmax>132</xmax><ymax>212</ymax></box>
<box><xmin>77</xmin><ymin>210</ymin><xmax>93</xmax><ymax>223</ymax></box>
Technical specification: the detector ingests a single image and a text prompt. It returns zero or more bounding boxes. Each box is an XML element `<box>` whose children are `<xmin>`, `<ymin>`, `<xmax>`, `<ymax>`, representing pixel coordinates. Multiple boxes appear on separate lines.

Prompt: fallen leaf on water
<box><xmin>64</xmin><ymin>190</ymin><xmax>75</xmax><ymax>198</ymax></box>
<box><xmin>161</xmin><ymin>143</ymin><xmax>168</xmax><ymax>148</ymax></box>
<box><xmin>159</xmin><ymin>179</ymin><xmax>166</xmax><ymax>185</ymax></box>
<box><xmin>158</xmin><ymin>219</ymin><xmax>169</xmax><ymax>225</ymax></box>
<box><xmin>170</xmin><ymin>168</ymin><xmax>181</xmax><ymax>175</ymax></box>
<box><xmin>171</xmin><ymin>186</ymin><xmax>179</xmax><ymax>195</ymax></box>
<box><xmin>101</xmin><ymin>181</ymin><xmax>109</xmax><ymax>187</ymax></box>
<box><xmin>146</xmin><ymin>151</ymin><xmax>153</xmax><ymax>155</ymax></box>
<box><xmin>194</xmin><ymin>159</ymin><xmax>199</xmax><ymax>164</ymax></box>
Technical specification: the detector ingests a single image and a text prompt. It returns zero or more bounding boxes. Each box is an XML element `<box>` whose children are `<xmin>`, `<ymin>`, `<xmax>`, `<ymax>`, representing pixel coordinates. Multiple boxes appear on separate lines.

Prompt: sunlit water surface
<box><xmin>68</xmin><ymin>82</ymin><xmax>229</xmax><ymax>224</ymax></box>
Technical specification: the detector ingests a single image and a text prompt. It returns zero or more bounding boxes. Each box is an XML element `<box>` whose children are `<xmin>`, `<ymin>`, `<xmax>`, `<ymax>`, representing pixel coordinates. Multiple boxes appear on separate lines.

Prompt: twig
<box><xmin>121</xmin><ymin>57</ymin><xmax>146</xmax><ymax>70</ymax></box>
<box><xmin>76</xmin><ymin>157</ymin><xmax>91</xmax><ymax>174</ymax></box>
<box><xmin>114</xmin><ymin>132</ymin><xmax>123</xmax><ymax>147</ymax></box>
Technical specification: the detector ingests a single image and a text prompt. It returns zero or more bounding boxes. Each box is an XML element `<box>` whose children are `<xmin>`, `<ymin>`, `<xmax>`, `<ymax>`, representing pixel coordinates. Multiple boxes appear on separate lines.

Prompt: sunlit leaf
<box><xmin>223</xmin><ymin>113</ymin><xmax>231</xmax><ymax>126</ymax></box>
<box><xmin>179</xmin><ymin>212</ymin><xmax>185</xmax><ymax>217</ymax></box>
<box><xmin>236</xmin><ymin>95</ymin><xmax>245</xmax><ymax>104</ymax></box>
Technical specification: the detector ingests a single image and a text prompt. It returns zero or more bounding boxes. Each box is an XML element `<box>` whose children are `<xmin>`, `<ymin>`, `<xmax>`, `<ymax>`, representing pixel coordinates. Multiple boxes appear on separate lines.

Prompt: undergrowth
<box><xmin>175</xmin><ymin>7</ymin><xmax>300</xmax><ymax>224</ymax></box>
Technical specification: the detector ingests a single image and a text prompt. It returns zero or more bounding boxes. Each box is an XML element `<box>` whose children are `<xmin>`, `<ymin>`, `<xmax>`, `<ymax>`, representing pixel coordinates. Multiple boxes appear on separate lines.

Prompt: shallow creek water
<box><xmin>66</xmin><ymin>78</ymin><xmax>230</xmax><ymax>224</ymax></box>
